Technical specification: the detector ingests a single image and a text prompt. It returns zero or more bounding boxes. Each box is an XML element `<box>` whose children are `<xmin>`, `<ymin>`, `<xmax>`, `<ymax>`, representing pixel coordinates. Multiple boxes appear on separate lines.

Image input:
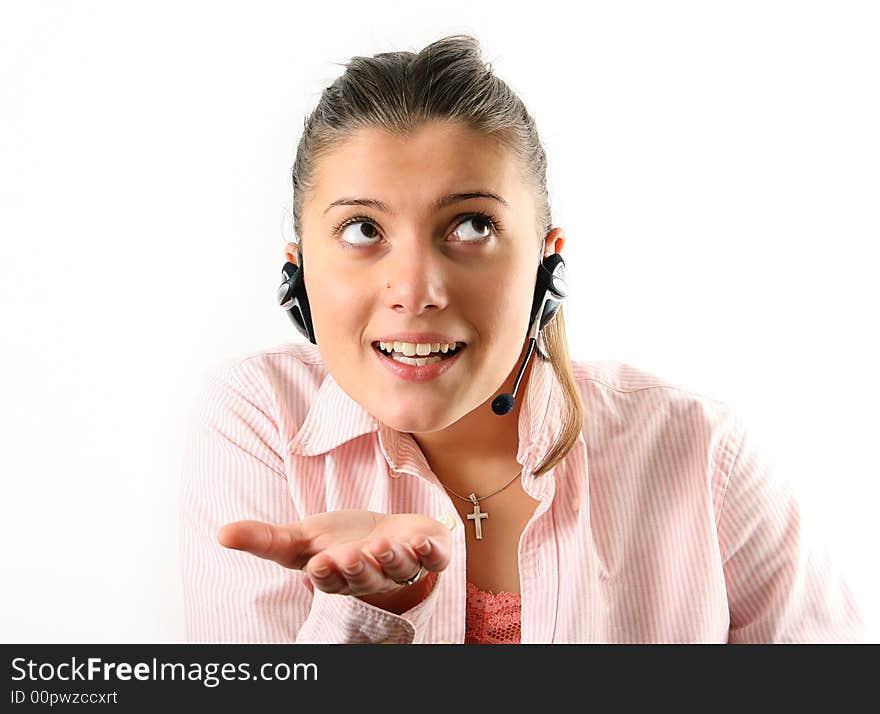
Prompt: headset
<box><xmin>277</xmin><ymin>243</ymin><xmax>568</xmax><ymax>416</ymax></box>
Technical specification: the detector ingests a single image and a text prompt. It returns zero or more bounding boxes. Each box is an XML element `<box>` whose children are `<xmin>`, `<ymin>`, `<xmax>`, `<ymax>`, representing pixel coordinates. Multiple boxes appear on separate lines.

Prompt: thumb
<box><xmin>217</xmin><ymin>519</ymin><xmax>309</xmax><ymax>569</ymax></box>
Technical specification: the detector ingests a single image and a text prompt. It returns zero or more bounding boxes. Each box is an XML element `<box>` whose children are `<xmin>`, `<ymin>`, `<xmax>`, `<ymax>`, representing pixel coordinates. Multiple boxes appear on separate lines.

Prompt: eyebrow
<box><xmin>322</xmin><ymin>191</ymin><xmax>509</xmax><ymax>216</ymax></box>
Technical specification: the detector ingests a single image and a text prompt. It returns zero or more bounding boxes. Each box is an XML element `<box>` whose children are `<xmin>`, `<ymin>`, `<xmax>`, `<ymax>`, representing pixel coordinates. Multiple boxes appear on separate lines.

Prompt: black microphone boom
<box><xmin>491</xmin><ymin>337</ymin><xmax>537</xmax><ymax>415</ymax></box>
<box><xmin>491</xmin><ymin>312</ymin><xmax>541</xmax><ymax>416</ymax></box>
<box><xmin>490</xmin><ymin>253</ymin><xmax>566</xmax><ymax>416</ymax></box>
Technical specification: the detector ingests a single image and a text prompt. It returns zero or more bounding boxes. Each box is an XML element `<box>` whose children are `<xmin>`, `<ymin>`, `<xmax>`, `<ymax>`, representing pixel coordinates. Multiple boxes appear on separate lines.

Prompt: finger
<box><xmin>217</xmin><ymin>520</ymin><xmax>309</xmax><ymax>569</ymax></box>
<box><xmin>407</xmin><ymin>534</ymin><xmax>450</xmax><ymax>573</ymax></box>
<box><xmin>313</xmin><ymin>542</ymin><xmax>406</xmax><ymax>596</ymax></box>
<box><xmin>364</xmin><ymin>537</ymin><xmax>424</xmax><ymax>584</ymax></box>
<box><xmin>332</xmin><ymin>544</ymin><xmax>402</xmax><ymax>596</ymax></box>
<box><xmin>304</xmin><ymin>555</ymin><xmax>349</xmax><ymax>594</ymax></box>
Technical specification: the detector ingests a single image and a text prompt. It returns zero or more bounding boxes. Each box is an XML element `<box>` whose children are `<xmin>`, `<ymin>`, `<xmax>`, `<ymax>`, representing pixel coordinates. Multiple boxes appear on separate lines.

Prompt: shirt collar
<box><xmin>288</xmin><ymin>356</ymin><xmax>564</xmax><ymax>478</ymax></box>
<box><xmin>287</xmin><ymin>370</ymin><xmax>379</xmax><ymax>456</ymax></box>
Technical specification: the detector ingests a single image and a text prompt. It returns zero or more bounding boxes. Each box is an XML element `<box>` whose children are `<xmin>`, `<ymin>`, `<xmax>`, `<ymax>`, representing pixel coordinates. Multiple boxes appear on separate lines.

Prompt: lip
<box><xmin>373</xmin><ymin>333</ymin><xmax>465</xmax><ymax>346</ymax></box>
<box><xmin>372</xmin><ymin>342</ymin><xmax>466</xmax><ymax>383</ymax></box>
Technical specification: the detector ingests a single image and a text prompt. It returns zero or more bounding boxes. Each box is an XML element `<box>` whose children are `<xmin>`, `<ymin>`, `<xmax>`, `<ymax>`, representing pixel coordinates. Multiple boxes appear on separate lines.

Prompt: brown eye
<box><xmin>339</xmin><ymin>219</ymin><xmax>381</xmax><ymax>245</ymax></box>
<box><xmin>452</xmin><ymin>214</ymin><xmax>495</xmax><ymax>242</ymax></box>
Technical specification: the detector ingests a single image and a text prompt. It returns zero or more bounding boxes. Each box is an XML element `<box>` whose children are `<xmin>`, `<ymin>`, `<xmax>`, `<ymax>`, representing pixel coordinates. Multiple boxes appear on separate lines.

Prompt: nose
<box><xmin>382</xmin><ymin>240</ymin><xmax>450</xmax><ymax>316</ymax></box>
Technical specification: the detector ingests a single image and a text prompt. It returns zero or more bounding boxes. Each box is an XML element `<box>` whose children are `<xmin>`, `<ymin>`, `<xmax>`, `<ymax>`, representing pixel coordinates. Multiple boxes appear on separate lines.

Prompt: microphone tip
<box><xmin>491</xmin><ymin>393</ymin><xmax>515</xmax><ymax>415</ymax></box>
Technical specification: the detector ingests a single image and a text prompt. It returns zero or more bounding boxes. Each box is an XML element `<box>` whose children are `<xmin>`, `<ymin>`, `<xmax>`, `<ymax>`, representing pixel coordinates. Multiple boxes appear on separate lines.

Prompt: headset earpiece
<box><xmin>529</xmin><ymin>252</ymin><xmax>568</xmax><ymax>334</ymax></box>
<box><xmin>277</xmin><ymin>246</ymin><xmax>317</xmax><ymax>344</ymax></box>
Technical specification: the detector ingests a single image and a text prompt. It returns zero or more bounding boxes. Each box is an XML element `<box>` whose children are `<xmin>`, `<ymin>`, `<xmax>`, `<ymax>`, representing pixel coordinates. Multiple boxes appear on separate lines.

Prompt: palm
<box><xmin>218</xmin><ymin>509</ymin><xmax>451</xmax><ymax>597</ymax></box>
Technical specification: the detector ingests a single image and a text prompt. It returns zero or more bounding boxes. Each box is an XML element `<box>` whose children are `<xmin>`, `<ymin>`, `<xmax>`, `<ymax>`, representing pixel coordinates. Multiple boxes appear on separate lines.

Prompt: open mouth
<box><xmin>372</xmin><ymin>340</ymin><xmax>466</xmax><ymax>367</ymax></box>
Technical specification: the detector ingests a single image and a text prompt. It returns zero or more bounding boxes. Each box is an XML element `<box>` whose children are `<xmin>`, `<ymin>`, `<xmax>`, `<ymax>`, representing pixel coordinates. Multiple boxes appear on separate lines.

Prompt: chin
<box><xmin>374</xmin><ymin>403</ymin><xmax>459</xmax><ymax>434</ymax></box>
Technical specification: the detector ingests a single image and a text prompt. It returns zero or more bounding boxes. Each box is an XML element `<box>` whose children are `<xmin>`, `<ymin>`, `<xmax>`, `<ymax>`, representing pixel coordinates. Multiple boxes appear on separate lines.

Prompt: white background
<box><xmin>1</xmin><ymin>1</ymin><xmax>877</xmax><ymax>642</ymax></box>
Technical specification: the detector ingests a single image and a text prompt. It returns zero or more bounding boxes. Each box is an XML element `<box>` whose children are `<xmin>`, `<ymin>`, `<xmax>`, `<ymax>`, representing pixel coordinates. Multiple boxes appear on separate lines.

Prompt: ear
<box><xmin>285</xmin><ymin>241</ymin><xmax>299</xmax><ymax>266</ymax></box>
<box><xmin>543</xmin><ymin>228</ymin><xmax>566</xmax><ymax>258</ymax></box>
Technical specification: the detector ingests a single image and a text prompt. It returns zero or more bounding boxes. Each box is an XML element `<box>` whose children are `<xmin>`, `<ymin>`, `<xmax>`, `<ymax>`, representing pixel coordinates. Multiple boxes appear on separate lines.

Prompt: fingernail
<box><xmin>414</xmin><ymin>539</ymin><xmax>431</xmax><ymax>555</ymax></box>
<box><xmin>342</xmin><ymin>561</ymin><xmax>364</xmax><ymax>575</ymax></box>
<box><xmin>376</xmin><ymin>550</ymin><xmax>394</xmax><ymax>564</ymax></box>
<box><xmin>312</xmin><ymin>565</ymin><xmax>330</xmax><ymax>577</ymax></box>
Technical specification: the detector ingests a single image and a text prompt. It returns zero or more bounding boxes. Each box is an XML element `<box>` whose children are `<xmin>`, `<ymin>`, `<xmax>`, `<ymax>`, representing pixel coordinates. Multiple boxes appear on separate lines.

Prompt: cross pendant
<box><xmin>466</xmin><ymin>493</ymin><xmax>488</xmax><ymax>540</ymax></box>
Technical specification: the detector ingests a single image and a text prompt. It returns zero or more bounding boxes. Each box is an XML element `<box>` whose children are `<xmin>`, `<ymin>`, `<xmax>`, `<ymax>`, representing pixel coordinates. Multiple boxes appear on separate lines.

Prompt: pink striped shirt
<box><xmin>180</xmin><ymin>341</ymin><xmax>864</xmax><ymax>643</ymax></box>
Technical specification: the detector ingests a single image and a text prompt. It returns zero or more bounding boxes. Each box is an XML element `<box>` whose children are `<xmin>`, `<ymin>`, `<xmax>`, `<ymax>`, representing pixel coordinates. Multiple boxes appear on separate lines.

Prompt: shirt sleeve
<box><xmin>179</xmin><ymin>357</ymin><xmax>441</xmax><ymax>643</ymax></box>
<box><xmin>295</xmin><ymin>571</ymin><xmax>443</xmax><ymax>644</ymax></box>
<box><xmin>717</xmin><ymin>415</ymin><xmax>865</xmax><ymax>643</ymax></box>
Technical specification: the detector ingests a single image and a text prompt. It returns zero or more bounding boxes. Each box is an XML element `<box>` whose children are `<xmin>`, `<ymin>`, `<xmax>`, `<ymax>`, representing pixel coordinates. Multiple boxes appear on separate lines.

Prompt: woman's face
<box><xmin>296</xmin><ymin>120</ymin><xmax>555</xmax><ymax>434</ymax></box>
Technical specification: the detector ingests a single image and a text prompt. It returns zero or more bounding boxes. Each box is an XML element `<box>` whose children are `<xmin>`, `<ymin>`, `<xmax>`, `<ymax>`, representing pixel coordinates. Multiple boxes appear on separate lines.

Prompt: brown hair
<box><xmin>289</xmin><ymin>34</ymin><xmax>584</xmax><ymax>477</ymax></box>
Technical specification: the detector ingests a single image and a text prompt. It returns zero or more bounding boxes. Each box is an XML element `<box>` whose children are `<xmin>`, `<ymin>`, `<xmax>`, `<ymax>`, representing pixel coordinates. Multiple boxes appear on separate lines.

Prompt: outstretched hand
<box><xmin>217</xmin><ymin>510</ymin><xmax>451</xmax><ymax>597</ymax></box>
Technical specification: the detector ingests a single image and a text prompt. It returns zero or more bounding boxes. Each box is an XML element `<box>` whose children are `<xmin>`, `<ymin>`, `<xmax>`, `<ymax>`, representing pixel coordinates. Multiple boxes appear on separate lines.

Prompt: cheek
<box><xmin>477</xmin><ymin>278</ymin><xmax>535</xmax><ymax>348</ymax></box>
<box><xmin>305</xmin><ymin>270</ymin><xmax>371</xmax><ymax>344</ymax></box>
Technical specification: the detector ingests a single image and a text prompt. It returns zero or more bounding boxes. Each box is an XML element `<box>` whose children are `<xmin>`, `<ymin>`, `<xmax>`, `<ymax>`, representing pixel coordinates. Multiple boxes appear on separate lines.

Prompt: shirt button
<box><xmin>389</xmin><ymin>468</ymin><xmax>401</xmax><ymax>479</ymax></box>
<box><xmin>570</xmin><ymin>497</ymin><xmax>580</xmax><ymax>512</ymax></box>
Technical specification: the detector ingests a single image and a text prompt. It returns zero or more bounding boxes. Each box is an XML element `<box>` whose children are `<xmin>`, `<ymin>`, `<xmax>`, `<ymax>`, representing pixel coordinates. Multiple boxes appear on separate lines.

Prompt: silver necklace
<box><xmin>441</xmin><ymin>469</ymin><xmax>523</xmax><ymax>540</ymax></box>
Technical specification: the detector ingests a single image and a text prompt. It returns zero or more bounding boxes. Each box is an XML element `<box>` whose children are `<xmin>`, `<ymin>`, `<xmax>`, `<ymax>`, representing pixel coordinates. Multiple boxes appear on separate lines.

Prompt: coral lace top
<box><xmin>464</xmin><ymin>582</ymin><xmax>522</xmax><ymax>644</ymax></box>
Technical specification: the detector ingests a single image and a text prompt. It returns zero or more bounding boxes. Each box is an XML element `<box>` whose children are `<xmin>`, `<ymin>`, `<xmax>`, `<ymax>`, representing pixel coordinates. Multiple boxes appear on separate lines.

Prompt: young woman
<box><xmin>180</xmin><ymin>35</ymin><xmax>864</xmax><ymax>643</ymax></box>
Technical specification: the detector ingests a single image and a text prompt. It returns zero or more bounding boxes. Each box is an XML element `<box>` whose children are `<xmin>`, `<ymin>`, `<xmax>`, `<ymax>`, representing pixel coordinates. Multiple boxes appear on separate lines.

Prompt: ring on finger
<box><xmin>393</xmin><ymin>565</ymin><xmax>424</xmax><ymax>587</ymax></box>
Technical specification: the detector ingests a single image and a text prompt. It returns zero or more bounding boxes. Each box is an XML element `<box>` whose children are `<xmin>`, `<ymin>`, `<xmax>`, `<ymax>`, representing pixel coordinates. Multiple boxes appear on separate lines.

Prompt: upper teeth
<box><xmin>378</xmin><ymin>341</ymin><xmax>458</xmax><ymax>356</ymax></box>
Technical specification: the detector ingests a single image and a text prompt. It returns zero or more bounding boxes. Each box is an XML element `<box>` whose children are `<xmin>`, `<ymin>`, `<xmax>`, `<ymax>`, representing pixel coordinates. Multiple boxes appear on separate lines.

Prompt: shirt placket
<box><xmin>519</xmin><ymin>468</ymin><xmax>559</xmax><ymax>643</ymax></box>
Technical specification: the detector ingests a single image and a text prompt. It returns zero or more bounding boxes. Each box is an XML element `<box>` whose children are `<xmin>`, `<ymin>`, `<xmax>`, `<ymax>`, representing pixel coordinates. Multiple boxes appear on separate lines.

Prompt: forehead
<box><xmin>310</xmin><ymin>121</ymin><xmax>526</xmax><ymax>210</ymax></box>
